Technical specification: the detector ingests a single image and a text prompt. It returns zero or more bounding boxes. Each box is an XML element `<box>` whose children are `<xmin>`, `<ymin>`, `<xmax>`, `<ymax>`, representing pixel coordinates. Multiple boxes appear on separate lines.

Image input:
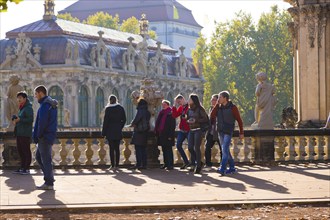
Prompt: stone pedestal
<box><xmin>254</xmin><ymin>136</ymin><xmax>275</xmax><ymax>163</ymax></box>
<box><xmin>2</xmin><ymin>137</ymin><xmax>20</xmax><ymax>166</ymax></box>
<box><xmin>146</xmin><ymin>134</ymin><xmax>160</xmax><ymax>167</ymax></box>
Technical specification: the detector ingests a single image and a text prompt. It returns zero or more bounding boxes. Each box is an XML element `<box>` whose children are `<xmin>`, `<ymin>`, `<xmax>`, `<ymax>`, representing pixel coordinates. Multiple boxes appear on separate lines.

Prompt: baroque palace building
<box><xmin>0</xmin><ymin>0</ymin><xmax>204</xmax><ymax>128</ymax></box>
<box><xmin>59</xmin><ymin>0</ymin><xmax>202</xmax><ymax>58</ymax></box>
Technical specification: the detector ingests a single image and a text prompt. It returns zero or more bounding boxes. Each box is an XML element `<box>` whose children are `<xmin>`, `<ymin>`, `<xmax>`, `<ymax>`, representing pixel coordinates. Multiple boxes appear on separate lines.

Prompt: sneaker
<box><xmin>12</xmin><ymin>169</ymin><xmax>23</xmax><ymax>174</ymax></box>
<box><xmin>217</xmin><ymin>168</ymin><xmax>225</xmax><ymax>176</ymax></box>
<box><xmin>188</xmin><ymin>166</ymin><xmax>195</xmax><ymax>172</ymax></box>
<box><xmin>160</xmin><ymin>164</ymin><xmax>166</xmax><ymax>169</ymax></box>
<box><xmin>194</xmin><ymin>166</ymin><xmax>202</xmax><ymax>174</ymax></box>
<box><xmin>180</xmin><ymin>164</ymin><xmax>188</xmax><ymax>170</ymax></box>
<box><xmin>166</xmin><ymin>167</ymin><xmax>174</xmax><ymax>170</ymax></box>
<box><xmin>36</xmin><ymin>183</ymin><xmax>54</xmax><ymax>190</ymax></box>
<box><xmin>225</xmin><ymin>168</ymin><xmax>237</xmax><ymax>175</ymax></box>
<box><xmin>108</xmin><ymin>165</ymin><xmax>115</xmax><ymax>170</ymax></box>
<box><xmin>20</xmin><ymin>170</ymin><xmax>30</xmax><ymax>175</ymax></box>
<box><xmin>137</xmin><ymin>167</ymin><xmax>147</xmax><ymax>170</ymax></box>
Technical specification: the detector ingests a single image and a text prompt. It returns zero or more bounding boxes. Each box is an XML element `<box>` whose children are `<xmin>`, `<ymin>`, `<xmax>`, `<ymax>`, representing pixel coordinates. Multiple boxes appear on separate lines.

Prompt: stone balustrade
<box><xmin>0</xmin><ymin>129</ymin><xmax>329</xmax><ymax>167</ymax></box>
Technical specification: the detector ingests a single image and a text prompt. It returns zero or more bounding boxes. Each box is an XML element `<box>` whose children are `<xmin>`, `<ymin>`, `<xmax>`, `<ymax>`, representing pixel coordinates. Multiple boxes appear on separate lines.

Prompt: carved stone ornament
<box><xmin>0</xmin><ymin>32</ymin><xmax>41</xmax><ymax>71</ymax></box>
<box><xmin>301</xmin><ymin>5</ymin><xmax>317</xmax><ymax>48</ymax></box>
<box><xmin>317</xmin><ymin>5</ymin><xmax>328</xmax><ymax>48</ymax></box>
<box><xmin>122</xmin><ymin>37</ymin><xmax>137</xmax><ymax>72</ymax></box>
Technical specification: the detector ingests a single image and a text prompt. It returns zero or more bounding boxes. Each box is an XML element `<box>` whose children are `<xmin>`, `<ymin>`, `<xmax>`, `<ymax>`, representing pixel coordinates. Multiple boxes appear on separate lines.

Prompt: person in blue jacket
<box><xmin>33</xmin><ymin>85</ymin><xmax>58</xmax><ymax>190</ymax></box>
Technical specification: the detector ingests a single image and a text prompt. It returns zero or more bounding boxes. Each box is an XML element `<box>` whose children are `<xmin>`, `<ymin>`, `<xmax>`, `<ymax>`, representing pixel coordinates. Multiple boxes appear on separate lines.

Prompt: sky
<box><xmin>0</xmin><ymin>0</ymin><xmax>291</xmax><ymax>39</ymax></box>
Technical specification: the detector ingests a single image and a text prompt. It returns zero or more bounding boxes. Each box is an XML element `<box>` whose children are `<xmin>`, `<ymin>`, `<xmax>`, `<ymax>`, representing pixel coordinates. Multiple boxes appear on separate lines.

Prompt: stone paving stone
<box><xmin>0</xmin><ymin>165</ymin><xmax>329</xmax><ymax>210</ymax></box>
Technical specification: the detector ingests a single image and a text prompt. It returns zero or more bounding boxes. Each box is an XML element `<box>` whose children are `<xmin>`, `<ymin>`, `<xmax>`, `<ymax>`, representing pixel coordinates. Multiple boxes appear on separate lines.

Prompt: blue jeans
<box><xmin>188</xmin><ymin>129</ymin><xmax>203</xmax><ymax>167</ymax></box>
<box><xmin>135</xmin><ymin>145</ymin><xmax>147</xmax><ymax>168</ymax></box>
<box><xmin>176</xmin><ymin>131</ymin><xmax>189</xmax><ymax>165</ymax></box>
<box><xmin>218</xmin><ymin>132</ymin><xmax>235</xmax><ymax>173</ymax></box>
<box><xmin>36</xmin><ymin>138</ymin><xmax>55</xmax><ymax>186</ymax></box>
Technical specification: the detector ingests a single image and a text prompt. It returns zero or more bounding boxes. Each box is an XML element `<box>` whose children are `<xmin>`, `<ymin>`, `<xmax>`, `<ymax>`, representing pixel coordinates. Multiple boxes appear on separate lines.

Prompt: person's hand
<box><xmin>239</xmin><ymin>134</ymin><xmax>244</xmax><ymax>140</ymax></box>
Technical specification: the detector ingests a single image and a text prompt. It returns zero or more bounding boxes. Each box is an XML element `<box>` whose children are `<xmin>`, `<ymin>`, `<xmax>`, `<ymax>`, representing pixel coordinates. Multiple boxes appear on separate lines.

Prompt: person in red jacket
<box><xmin>210</xmin><ymin>91</ymin><xmax>244</xmax><ymax>176</ymax></box>
<box><xmin>172</xmin><ymin>94</ymin><xmax>190</xmax><ymax>169</ymax></box>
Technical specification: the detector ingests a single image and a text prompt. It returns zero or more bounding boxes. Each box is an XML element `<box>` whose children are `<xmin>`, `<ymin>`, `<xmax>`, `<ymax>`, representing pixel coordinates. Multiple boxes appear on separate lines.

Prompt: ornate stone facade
<box><xmin>286</xmin><ymin>0</ymin><xmax>330</xmax><ymax>126</ymax></box>
<box><xmin>0</xmin><ymin>9</ymin><xmax>204</xmax><ymax>129</ymax></box>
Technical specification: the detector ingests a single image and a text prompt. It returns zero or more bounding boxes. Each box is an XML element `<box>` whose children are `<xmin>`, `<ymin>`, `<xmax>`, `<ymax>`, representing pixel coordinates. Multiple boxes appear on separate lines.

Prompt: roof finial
<box><xmin>139</xmin><ymin>14</ymin><xmax>149</xmax><ymax>37</ymax></box>
<box><xmin>43</xmin><ymin>0</ymin><xmax>56</xmax><ymax>21</ymax></box>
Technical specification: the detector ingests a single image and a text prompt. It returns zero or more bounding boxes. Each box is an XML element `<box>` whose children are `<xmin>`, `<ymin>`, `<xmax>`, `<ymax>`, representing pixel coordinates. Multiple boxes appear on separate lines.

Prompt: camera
<box><xmin>11</xmin><ymin>115</ymin><xmax>18</xmax><ymax>121</ymax></box>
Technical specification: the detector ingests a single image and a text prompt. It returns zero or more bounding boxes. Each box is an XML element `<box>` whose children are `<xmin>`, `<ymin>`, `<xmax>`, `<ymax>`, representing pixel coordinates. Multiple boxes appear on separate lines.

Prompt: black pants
<box><xmin>205</xmin><ymin>133</ymin><xmax>222</xmax><ymax>166</ymax></box>
<box><xmin>162</xmin><ymin>145</ymin><xmax>174</xmax><ymax>168</ymax></box>
<box><xmin>16</xmin><ymin>136</ymin><xmax>32</xmax><ymax>170</ymax></box>
<box><xmin>108</xmin><ymin>140</ymin><xmax>120</xmax><ymax>167</ymax></box>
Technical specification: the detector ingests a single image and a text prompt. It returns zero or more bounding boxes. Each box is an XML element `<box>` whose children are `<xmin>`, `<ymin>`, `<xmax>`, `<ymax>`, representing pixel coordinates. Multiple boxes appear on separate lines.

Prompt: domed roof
<box><xmin>59</xmin><ymin>0</ymin><xmax>202</xmax><ymax>28</ymax></box>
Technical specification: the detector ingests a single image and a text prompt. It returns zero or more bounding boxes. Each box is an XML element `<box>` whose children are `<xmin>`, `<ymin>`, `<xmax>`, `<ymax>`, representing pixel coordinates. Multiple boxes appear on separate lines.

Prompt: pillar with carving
<box><xmin>286</xmin><ymin>0</ymin><xmax>330</xmax><ymax>127</ymax></box>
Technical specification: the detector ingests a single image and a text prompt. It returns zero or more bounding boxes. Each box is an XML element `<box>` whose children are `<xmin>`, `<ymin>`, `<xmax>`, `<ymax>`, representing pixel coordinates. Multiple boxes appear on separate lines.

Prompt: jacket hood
<box><xmin>40</xmin><ymin>96</ymin><xmax>58</xmax><ymax>108</ymax></box>
<box><xmin>106</xmin><ymin>103</ymin><xmax>121</xmax><ymax>108</ymax></box>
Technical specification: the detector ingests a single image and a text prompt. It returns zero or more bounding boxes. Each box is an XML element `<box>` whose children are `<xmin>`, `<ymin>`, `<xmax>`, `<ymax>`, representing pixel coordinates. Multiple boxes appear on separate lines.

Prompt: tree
<box><xmin>120</xmin><ymin>16</ymin><xmax>157</xmax><ymax>40</ymax></box>
<box><xmin>57</xmin><ymin>12</ymin><xmax>80</xmax><ymax>23</ymax></box>
<box><xmin>195</xmin><ymin>7</ymin><xmax>293</xmax><ymax>125</ymax></box>
<box><xmin>0</xmin><ymin>0</ymin><xmax>22</xmax><ymax>12</ymax></box>
<box><xmin>83</xmin><ymin>12</ymin><xmax>120</xmax><ymax>30</ymax></box>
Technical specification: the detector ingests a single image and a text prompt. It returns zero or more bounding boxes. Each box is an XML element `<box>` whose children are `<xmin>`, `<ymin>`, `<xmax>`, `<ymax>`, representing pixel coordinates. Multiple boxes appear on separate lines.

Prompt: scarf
<box><xmin>19</xmin><ymin>100</ymin><xmax>26</xmax><ymax>110</ymax></box>
<box><xmin>155</xmin><ymin>107</ymin><xmax>172</xmax><ymax>134</ymax></box>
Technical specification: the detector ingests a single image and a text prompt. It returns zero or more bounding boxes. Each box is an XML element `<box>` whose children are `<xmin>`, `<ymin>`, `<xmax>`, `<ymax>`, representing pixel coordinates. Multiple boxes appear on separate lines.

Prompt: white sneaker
<box><xmin>36</xmin><ymin>183</ymin><xmax>54</xmax><ymax>190</ymax></box>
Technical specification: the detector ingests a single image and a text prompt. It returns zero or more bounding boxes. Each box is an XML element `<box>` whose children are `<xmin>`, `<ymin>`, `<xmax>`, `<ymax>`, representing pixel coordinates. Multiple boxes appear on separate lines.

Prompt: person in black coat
<box><xmin>155</xmin><ymin>100</ymin><xmax>176</xmax><ymax>170</ymax></box>
<box><xmin>102</xmin><ymin>95</ymin><xmax>126</xmax><ymax>169</ymax></box>
<box><xmin>130</xmin><ymin>98</ymin><xmax>151</xmax><ymax>170</ymax></box>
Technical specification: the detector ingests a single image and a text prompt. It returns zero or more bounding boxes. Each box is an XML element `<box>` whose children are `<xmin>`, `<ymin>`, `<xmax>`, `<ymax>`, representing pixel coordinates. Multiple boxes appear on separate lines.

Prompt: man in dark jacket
<box><xmin>13</xmin><ymin>91</ymin><xmax>34</xmax><ymax>175</ymax></box>
<box><xmin>155</xmin><ymin>100</ymin><xmax>176</xmax><ymax>170</ymax></box>
<box><xmin>102</xmin><ymin>95</ymin><xmax>126</xmax><ymax>170</ymax></box>
<box><xmin>210</xmin><ymin>91</ymin><xmax>244</xmax><ymax>176</ymax></box>
<box><xmin>33</xmin><ymin>85</ymin><xmax>58</xmax><ymax>190</ymax></box>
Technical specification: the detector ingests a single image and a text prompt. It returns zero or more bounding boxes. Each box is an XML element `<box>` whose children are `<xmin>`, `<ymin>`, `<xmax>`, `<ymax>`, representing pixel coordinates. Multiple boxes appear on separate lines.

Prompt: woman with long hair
<box><xmin>186</xmin><ymin>94</ymin><xmax>209</xmax><ymax>174</ymax></box>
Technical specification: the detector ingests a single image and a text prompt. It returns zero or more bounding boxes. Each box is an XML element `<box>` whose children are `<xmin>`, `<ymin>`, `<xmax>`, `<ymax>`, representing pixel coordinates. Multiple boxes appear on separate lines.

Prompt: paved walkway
<box><xmin>0</xmin><ymin>163</ymin><xmax>329</xmax><ymax>210</ymax></box>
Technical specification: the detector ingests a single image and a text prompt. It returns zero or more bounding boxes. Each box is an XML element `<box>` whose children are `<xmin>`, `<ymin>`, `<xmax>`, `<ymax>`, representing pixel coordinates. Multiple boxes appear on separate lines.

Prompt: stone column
<box><xmin>287</xmin><ymin>1</ymin><xmax>330</xmax><ymax>127</ymax></box>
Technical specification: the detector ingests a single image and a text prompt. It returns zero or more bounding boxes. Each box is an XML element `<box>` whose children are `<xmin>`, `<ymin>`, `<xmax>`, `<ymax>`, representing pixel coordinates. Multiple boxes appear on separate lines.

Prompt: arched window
<box><xmin>48</xmin><ymin>86</ymin><xmax>64</xmax><ymax>126</ymax></box>
<box><xmin>95</xmin><ymin>87</ymin><xmax>104</xmax><ymax>126</ymax></box>
<box><xmin>125</xmin><ymin>90</ymin><xmax>134</xmax><ymax>125</ymax></box>
<box><xmin>79</xmin><ymin>86</ymin><xmax>89</xmax><ymax>127</ymax></box>
<box><xmin>167</xmin><ymin>92</ymin><xmax>174</xmax><ymax>106</ymax></box>
<box><xmin>112</xmin><ymin>88</ymin><xmax>119</xmax><ymax>99</ymax></box>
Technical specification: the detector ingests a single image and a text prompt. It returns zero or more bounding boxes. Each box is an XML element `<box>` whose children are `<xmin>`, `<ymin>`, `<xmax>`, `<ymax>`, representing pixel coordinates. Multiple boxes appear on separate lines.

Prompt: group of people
<box><xmin>12</xmin><ymin>84</ymin><xmax>244</xmax><ymax>191</ymax></box>
<box><xmin>12</xmin><ymin>85</ymin><xmax>58</xmax><ymax>190</ymax></box>
<box><xmin>102</xmin><ymin>91</ymin><xmax>244</xmax><ymax>175</ymax></box>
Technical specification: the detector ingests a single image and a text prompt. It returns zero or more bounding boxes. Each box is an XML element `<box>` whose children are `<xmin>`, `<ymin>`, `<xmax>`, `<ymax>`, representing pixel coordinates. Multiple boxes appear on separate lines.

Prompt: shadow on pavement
<box><xmin>4</xmin><ymin>172</ymin><xmax>36</xmax><ymax>195</ymax></box>
<box><xmin>111</xmin><ymin>169</ymin><xmax>147</xmax><ymax>186</ymax></box>
<box><xmin>37</xmin><ymin>190</ymin><xmax>70</xmax><ymax>220</ymax></box>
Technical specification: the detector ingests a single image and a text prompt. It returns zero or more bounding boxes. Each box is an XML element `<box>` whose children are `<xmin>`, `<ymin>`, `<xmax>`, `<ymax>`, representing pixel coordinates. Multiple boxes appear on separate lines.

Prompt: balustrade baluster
<box><xmin>72</xmin><ymin>138</ymin><xmax>81</xmax><ymax>165</ymax></box>
<box><xmin>78</xmin><ymin>139</ymin><xmax>88</xmax><ymax>165</ymax></box>
<box><xmin>250</xmin><ymin>137</ymin><xmax>257</xmax><ymax>162</ymax></box>
<box><xmin>324</xmin><ymin>135</ymin><xmax>329</xmax><ymax>160</ymax></box>
<box><xmin>306</xmin><ymin>136</ymin><xmax>316</xmax><ymax>161</ymax></box>
<box><xmin>122</xmin><ymin>138</ymin><xmax>132</xmax><ymax>165</ymax></box>
<box><xmin>241</xmin><ymin>137</ymin><xmax>250</xmax><ymax>162</ymax></box>
<box><xmin>85</xmin><ymin>139</ymin><xmax>93</xmax><ymax>165</ymax></box>
<box><xmin>65</xmin><ymin>139</ymin><xmax>75</xmax><ymax>165</ymax></box>
<box><xmin>0</xmin><ymin>138</ymin><xmax>4</xmax><ymax>167</ymax></box>
<box><xmin>52</xmin><ymin>139</ymin><xmax>61</xmax><ymax>166</ymax></box>
<box><xmin>297</xmin><ymin>136</ymin><xmax>307</xmax><ymax>161</ymax></box>
<box><xmin>59</xmin><ymin>139</ymin><xmax>67</xmax><ymax>166</ymax></box>
<box><xmin>98</xmin><ymin>138</ymin><xmax>106</xmax><ymax>165</ymax></box>
<box><xmin>286</xmin><ymin>136</ymin><xmax>296</xmax><ymax>161</ymax></box>
<box><xmin>274</xmin><ymin>137</ymin><xmax>285</xmax><ymax>161</ymax></box>
<box><xmin>90</xmin><ymin>139</ymin><xmax>101</xmax><ymax>165</ymax></box>
<box><xmin>211</xmin><ymin>142</ymin><xmax>219</xmax><ymax>164</ymax></box>
<box><xmin>231</xmin><ymin>137</ymin><xmax>239</xmax><ymax>162</ymax></box>
<box><xmin>314</xmin><ymin>136</ymin><xmax>324</xmax><ymax>161</ymax></box>
<box><xmin>103</xmin><ymin>140</ymin><xmax>110</xmax><ymax>165</ymax></box>
<box><xmin>31</xmin><ymin>143</ymin><xmax>37</xmax><ymax>166</ymax></box>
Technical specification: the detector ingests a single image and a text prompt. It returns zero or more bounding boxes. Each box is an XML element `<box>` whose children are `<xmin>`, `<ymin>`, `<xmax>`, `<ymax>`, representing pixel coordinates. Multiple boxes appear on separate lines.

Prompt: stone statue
<box><xmin>65</xmin><ymin>41</ymin><xmax>73</xmax><ymax>60</ymax></box>
<box><xmin>6</xmin><ymin>75</ymin><xmax>24</xmax><ymax>131</ymax></box>
<box><xmin>73</xmin><ymin>42</ymin><xmax>79</xmax><ymax>62</ymax></box>
<box><xmin>251</xmin><ymin>72</ymin><xmax>276</xmax><ymax>129</ymax></box>
<box><xmin>90</xmin><ymin>46</ymin><xmax>97</xmax><ymax>67</ymax></box>
<box><xmin>122</xmin><ymin>51</ymin><xmax>129</xmax><ymax>71</ymax></box>
<box><xmin>136</xmin><ymin>36</ymin><xmax>148</xmax><ymax>73</ymax></box>
<box><xmin>106</xmin><ymin>49</ymin><xmax>112</xmax><ymax>70</ymax></box>
<box><xmin>131</xmin><ymin>78</ymin><xmax>164</xmax><ymax>129</ymax></box>
<box><xmin>63</xmin><ymin>108</ymin><xmax>71</xmax><ymax>127</ymax></box>
<box><xmin>97</xmin><ymin>47</ymin><xmax>106</xmax><ymax>68</ymax></box>
<box><xmin>178</xmin><ymin>46</ymin><xmax>187</xmax><ymax>77</ymax></box>
<box><xmin>33</xmin><ymin>44</ymin><xmax>41</xmax><ymax>61</ymax></box>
